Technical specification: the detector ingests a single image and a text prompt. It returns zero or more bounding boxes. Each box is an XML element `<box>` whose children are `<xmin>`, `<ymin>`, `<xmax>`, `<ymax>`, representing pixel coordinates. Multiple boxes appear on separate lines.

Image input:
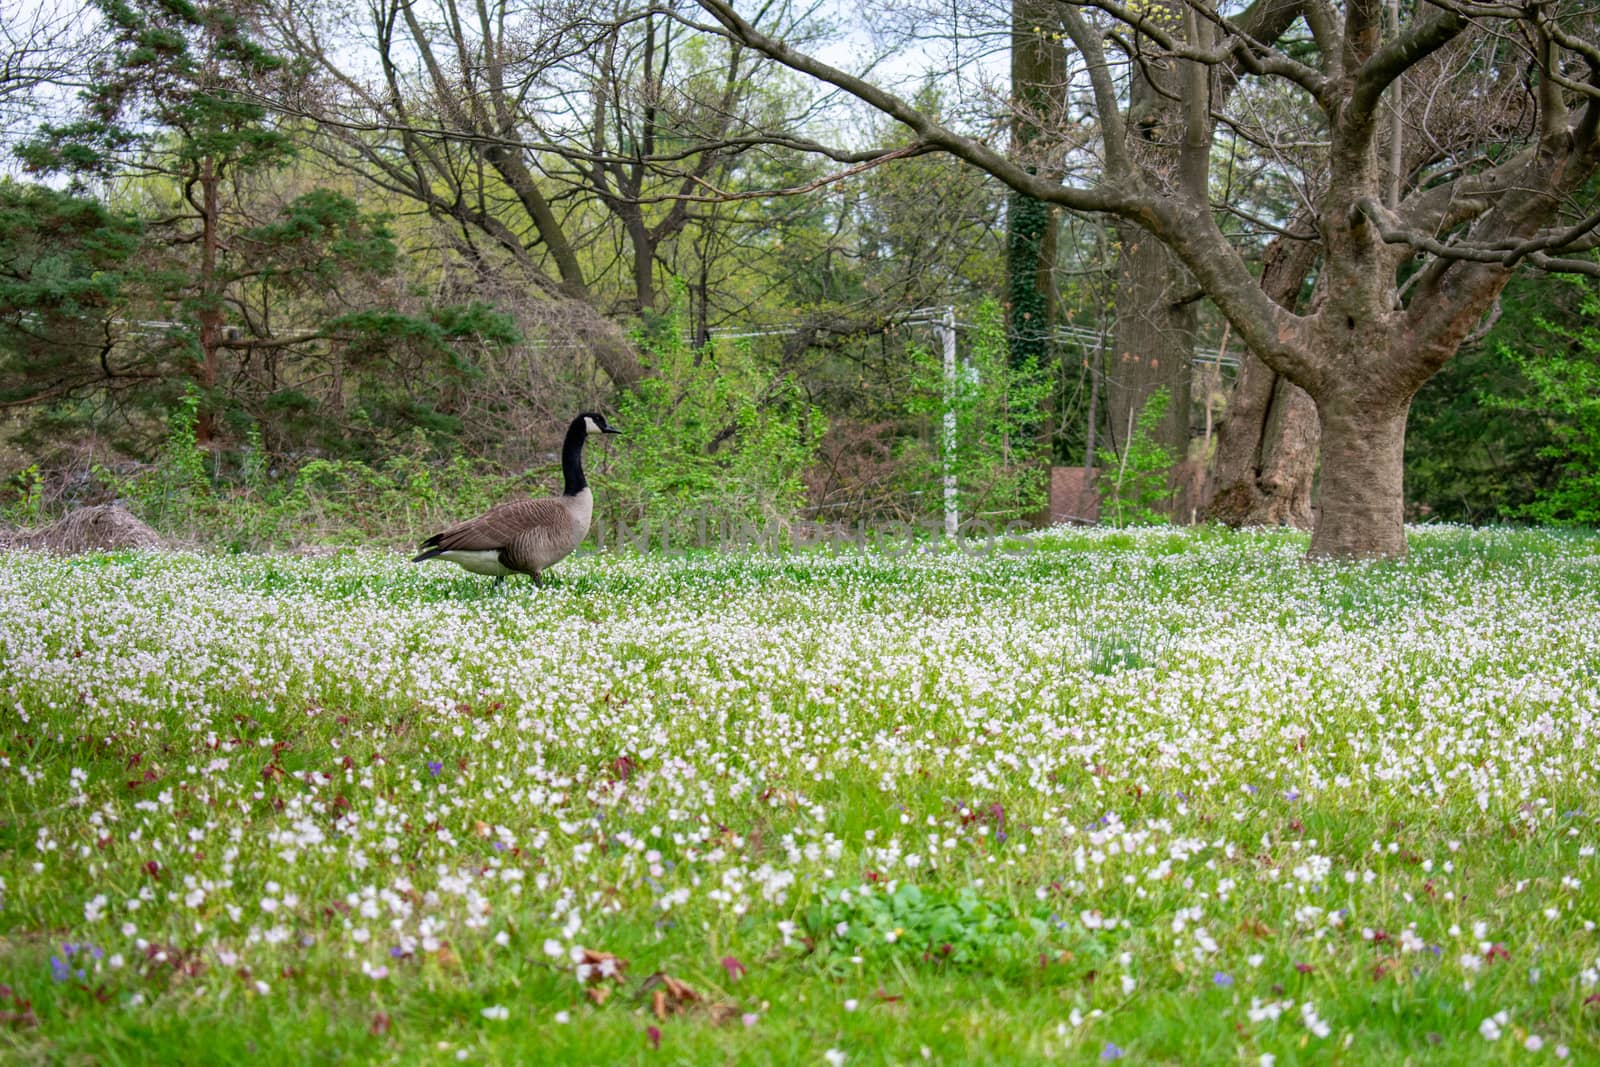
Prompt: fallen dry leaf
<box><xmin>646</xmin><ymin>973</ymin><xmax>701</xmax><ymax>1014</ymax></box>
<box><xmin>578</xmin><ymin>948</ymin><xmax>627</xmax><ymax>984</ymax></box>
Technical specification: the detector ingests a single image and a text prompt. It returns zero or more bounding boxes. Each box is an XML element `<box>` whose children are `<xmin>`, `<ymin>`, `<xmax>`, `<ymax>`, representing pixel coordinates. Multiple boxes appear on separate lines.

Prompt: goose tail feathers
<box><xmin>412</xmin><ymin>534</ymin><xmax>445</xmax><ymax>563</ymax></box>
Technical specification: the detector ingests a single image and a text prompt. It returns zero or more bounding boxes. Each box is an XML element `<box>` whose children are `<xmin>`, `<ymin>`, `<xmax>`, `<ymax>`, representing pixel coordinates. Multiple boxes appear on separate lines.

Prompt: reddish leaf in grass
<box><xmin>1294</xmin><ymin>962</ymin><xmax>1314</xmax><ymax>974</ymax></box>
<box><xmin>647</xmin><ymin>1025</ymin><xmax>662</xmax><ymax>1049</ymax></box>
<box><xmin>1583</xmin><ymin>993</ymin><xmax>1600</xmax><ymax>1007</ymax></box>
<box><xmin>720</xmin><ymin>956</ymin><xmax>746</xmax><ymax>981</ymax></box>
<box><xmin>1483</xmin><ymin>944</ymin><xmax>1510</xmax><ymax>964</ymax></box>
<box><xmin>871</xmin><ymin>986</ymin><xmax>902</xmax><ymax>1002</ymax></box>
<box><xmin>369</xmin><ymin>1012</ymin><xmax>391</xmax><ymax>1036</ymax></box>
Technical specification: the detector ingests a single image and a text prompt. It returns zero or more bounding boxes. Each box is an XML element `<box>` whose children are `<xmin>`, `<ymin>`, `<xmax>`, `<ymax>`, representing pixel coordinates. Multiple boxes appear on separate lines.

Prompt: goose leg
<box><xmin>531</xmin><ymin>570</ymin><xmax>543</xmax><ymax>589</ymax></box>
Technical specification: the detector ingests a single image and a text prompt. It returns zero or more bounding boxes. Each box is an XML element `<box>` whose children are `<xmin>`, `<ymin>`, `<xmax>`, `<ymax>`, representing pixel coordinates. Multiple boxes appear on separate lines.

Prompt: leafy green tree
<box><xmin>601</xmin><ymin>296</ymin><xmax>822</xmax><ymax>544</ymax></box>
<box><xmin>0</xmin><ymin>181</ymin><xmax>141</xmax><ymax>413</ymax></box>
<box><xmin>1499</xmin><ymin>283</ymin><xmax>1600</xmax><ymax>526</ymax></box>
<box><xmin>1407</xmin><ymin>271</ymin><xmax>1600</xmax><ymax>526</ymax></box>
<box><xmin>19</xmin><ymin>0</ymin><xmax>296</xmax><ymax>443</ymax></box>
<box><xmin>906</xmin><ymin>300</ymin><xmax>1051</xmax><ymax>529</ymax></box>
<box><xmin>9</xmin><ymin>0</ymin><xmax>520</xmax><ymax>464</ymax></box>
<box><xmin>1097</xmin><ymin>387</ymin><xmax>1175</xmax><ymax>527</ymax></box>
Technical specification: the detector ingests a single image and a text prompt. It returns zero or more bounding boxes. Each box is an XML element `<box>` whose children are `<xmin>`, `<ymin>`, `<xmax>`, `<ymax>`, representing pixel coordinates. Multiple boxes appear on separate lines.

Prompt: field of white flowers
<box><xmin>1</xmin><ymin>526</ymin><xmax>1598</xmax><ymax>1064</ymax></box>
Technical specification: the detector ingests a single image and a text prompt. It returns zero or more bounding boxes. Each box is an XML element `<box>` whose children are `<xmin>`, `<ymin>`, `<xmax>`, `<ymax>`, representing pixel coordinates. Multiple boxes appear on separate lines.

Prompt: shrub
<box><xmin>1097</xmin><ymin>387</ymin><xmax>1175</xmax><ymax>527</ymax></box>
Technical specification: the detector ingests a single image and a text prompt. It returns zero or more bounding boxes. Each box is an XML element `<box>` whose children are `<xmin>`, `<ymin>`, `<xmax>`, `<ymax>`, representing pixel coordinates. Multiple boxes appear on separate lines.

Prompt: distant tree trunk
<box><xmin>1109</xmin><ymin>228</ymin><xmax>1195</xmax><ymax>459</ymax></box>
<box><xmin>1007</xmin><ymin>0</ymin><xmax>1063</xmax><ymax>372</ymax></box>
<box><xmin>1007</xmin><ymin>192</ymin><xmax>1055</xmax><ymax>367</ymax></box>
<box><xmin>196</xmin><ymin>154</ymin><xmax>223</xmax><ymax>448</ymax></box>
<box><xmin>1105</xmin><ymin>2</ymin><xmax>1213</xmax><ymax>513</ymax></box>
<box><xmin>1206</xmin><ymin>222</ymin><xmax>1320</xmax><ymax>528</ymax></box>
<box><xmin>1007</xmin><ymin>0</ymin><xmax>1064</xmax><ymax>524</ymax></box>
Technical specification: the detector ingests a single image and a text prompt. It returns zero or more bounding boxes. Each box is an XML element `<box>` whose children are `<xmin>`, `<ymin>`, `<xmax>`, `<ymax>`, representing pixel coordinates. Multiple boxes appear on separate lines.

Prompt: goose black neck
<box><xmin>561</xmin><ymin>418</ymin><xmax>588</xmax><ymax>496</ymax></box>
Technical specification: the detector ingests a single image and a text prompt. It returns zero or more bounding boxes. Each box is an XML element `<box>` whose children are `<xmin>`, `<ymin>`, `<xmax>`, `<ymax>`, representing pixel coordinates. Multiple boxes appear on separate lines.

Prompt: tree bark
<box><xmin>1110</xmin><ymin>227</ymin><xmax>1195</xmax><ymax>461</ymax></box>
<box><xmin>1309</xmin><ymin>396</ymin><xmax>1409</xmax><ymax>558</ymax></box>
<box><xmin>1007</xmin><ymin>0</ymin><xmax>1063</xmax><ymax>369</ymax></box>
<box><xmin>1206</xmin><ymin>222</ymin><xmax>1321</xmax><ymax>527</ymax></box>
<box><xmin>196</xmin><ymin>154</ymin><xmax>223</xmax><ymax>448</ymax></box>
<box><xmin>1105</xmin><ymin>1</ymin><xmax>1218</xmax><ymax>509</ymax></box>
<box><xmin>1208</xmin><ymin>358</ymin><xmax>1319</xmax><ymax>527</ymax></box>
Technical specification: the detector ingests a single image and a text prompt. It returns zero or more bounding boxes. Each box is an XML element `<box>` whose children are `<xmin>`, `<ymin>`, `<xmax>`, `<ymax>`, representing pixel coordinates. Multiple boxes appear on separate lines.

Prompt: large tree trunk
<box><xmin>1309</xmin><ymin>397</ymin><xmax>1410</xmax><ymax>558</ymax></box>
<box><xmin>1208</xmin><ymin>357</ymin><xmax>1318</xmax><ymax>527</ymax></box>
<box><xmin>1206</xmin><ymin>224</ymin><xmax>1320</xmax><ymax>527</ymax></box>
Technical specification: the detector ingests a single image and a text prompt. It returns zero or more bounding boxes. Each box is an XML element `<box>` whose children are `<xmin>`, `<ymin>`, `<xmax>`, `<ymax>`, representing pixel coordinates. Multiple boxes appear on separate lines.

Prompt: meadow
<box><xmin>1</xmin><ymin>525</ymin><xmax>1597</xmax><ymax>1065</ymax></box>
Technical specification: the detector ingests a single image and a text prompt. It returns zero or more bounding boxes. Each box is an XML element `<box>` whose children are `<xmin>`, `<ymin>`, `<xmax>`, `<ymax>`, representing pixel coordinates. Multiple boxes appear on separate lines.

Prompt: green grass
<box><xmin>1</xmin><ymin>524</ymin><xmax>1597</xmax><ymax>1064</ymax></box>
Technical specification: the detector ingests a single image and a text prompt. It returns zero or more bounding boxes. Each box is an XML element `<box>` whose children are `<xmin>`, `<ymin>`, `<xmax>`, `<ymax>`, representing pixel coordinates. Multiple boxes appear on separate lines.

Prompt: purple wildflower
<box><xmin>1101</xmin><ymin>1043</ymin><xmax>1124</xmax><ymax>1060</ymax></box>
<box><xmin>1213</xmin><ymin>971</ymin><xmax>1234</xmax><ymax>987</ymax></box>
<box><xmin>426</xmin><ymin>760</ymin><xmax>443</xmax><ymax>776</ymax></box>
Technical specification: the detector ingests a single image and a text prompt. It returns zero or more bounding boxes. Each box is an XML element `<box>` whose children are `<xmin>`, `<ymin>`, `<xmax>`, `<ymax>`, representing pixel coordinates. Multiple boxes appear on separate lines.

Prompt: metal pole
<box><xmin>941</xmin><ymin>306</ymin><xmax>958</xmax><ymax>538</ymax></box>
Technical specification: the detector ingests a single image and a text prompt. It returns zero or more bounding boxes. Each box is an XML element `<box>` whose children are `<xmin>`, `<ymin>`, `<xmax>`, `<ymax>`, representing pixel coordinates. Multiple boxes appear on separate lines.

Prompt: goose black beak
<box><xmin>602</xmin><ymin>426</ymin><xmax>622</xmax><ymax>435</ymax></box>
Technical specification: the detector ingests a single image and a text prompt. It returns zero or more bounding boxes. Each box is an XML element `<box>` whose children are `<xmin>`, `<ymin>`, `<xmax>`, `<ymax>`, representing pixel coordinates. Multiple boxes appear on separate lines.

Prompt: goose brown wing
<box><xmin>428</xmin><ymin>497</ymin><xmax>569</xmax><ymax>552</ymax></box>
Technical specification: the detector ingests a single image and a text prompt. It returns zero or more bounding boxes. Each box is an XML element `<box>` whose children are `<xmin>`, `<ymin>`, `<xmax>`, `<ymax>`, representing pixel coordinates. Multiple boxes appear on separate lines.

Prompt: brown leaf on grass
<box><xmin>640</xmin><ymin>972</ymin><xmax>702</xmax><ymax>1021</ymax></box>
<box><xmin>636</xmin><ymin>972</ymin><xmax>742</xmax><ymax>1024</ymax></box>
<box><xmin>578</xmin><ymin>948</ymin><xmax>627</xmax><ymax>984</ymax></box>
<box><xmin>369</xmin><ymin>1012</ymin><xmax>391</xmax><ymax>1036</ymax></box>
<box><xmin>1239</xmin><ymin>918</ymin><xmax>1272</xmax><ymax>938</ymax></box>
<box><xmin>586</xmin><ymin>984</ymin><xmax>612</xmax><ymax>1007</ymax></box>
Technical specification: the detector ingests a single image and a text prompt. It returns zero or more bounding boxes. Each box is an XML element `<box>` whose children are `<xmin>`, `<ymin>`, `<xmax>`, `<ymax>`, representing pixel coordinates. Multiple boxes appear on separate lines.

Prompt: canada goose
<box><xmin>411</xmin><ymin>412</ymin><xmax>620</xmax><ymax>587</ymax></box>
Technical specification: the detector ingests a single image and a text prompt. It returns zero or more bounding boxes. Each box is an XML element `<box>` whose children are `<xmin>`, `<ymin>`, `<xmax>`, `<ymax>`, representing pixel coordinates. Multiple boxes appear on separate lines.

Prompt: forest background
<box><xmin>1</xmin><ymin>0</ymin><xmax>1597</xmax><ymax>552</ymax></box>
